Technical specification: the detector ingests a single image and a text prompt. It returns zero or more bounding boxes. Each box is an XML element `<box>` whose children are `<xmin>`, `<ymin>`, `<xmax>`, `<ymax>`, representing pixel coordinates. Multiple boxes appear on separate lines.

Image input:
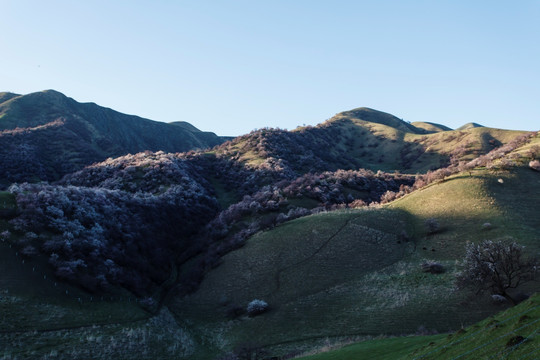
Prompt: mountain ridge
<box><xmin>0</xmin><ymin>90</ymin><xmax>227</xmax><ymax>186</ymax></box>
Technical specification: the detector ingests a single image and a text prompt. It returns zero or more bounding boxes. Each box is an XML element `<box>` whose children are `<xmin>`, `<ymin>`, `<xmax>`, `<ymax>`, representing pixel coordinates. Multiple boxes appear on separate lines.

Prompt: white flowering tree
<box><xmin>457</xmin><ymin>239</ymin><xmax>537</xmax><ymax>305</ymax></box>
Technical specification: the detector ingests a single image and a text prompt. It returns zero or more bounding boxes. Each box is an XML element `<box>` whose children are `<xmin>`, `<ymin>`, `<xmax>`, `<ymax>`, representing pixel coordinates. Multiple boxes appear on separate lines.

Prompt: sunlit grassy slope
<box><xmin>171</xmin><ymin>164</ymin><xmax>540</xmax><ymax>358</ymax></box>
<box><xmin>411</xmin><ymin>121</ymin><xmax>452</xmax><ymax>133</ymax></box>
<box><xmin>219</xmin><ymin>108</ymin><xmax>526</xmax><ymax>174</ymax></box>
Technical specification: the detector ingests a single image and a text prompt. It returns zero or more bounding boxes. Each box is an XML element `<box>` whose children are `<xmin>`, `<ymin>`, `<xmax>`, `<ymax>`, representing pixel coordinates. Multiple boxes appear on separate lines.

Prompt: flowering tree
<box><xmin>457</xmin><ymin>240</ymin><xmax>537</xmax><ymax>305</ymax></box>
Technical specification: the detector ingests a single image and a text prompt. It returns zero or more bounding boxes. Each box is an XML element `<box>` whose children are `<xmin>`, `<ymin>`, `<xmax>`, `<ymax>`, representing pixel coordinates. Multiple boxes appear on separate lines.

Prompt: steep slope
<box><xmin>0</xmin><ymin>90</ymin><xmax>226</xmax><ymax>185</ymax></box>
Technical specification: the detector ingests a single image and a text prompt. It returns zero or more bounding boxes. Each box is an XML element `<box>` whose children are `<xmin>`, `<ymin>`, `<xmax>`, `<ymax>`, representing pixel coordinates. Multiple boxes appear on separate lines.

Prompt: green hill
<box><xmin>332</xmin><ymin>107</ymin><xmax>421</xmax><ymax>133</ymax></box>
<box><xmin>0</xmin><ymin>90</ymin><xmax>226</xmax><ymax>186</ymax></box>
<box><xmin>411</xmin><ymin>121</ymin><xmax>452</xmax><ymax>133</ymax></box>
<box><xmin>214</xmin><ymin>108</ymin><xmax>526</xmax><ymax>175</ymax></box>
<box><xmin>297</xmin><ymin>292</ymin><xmax>540</xmax><ymax>359</ymax></box>
<box><xmin>457</xmin><ymin>122</ymin><xmax>484</xmax><ymax>130</ymax></box>
<box><xmin>170</xmin><ymin>160</ymin><xmax>540</xmax><ymax>358</ymax></box>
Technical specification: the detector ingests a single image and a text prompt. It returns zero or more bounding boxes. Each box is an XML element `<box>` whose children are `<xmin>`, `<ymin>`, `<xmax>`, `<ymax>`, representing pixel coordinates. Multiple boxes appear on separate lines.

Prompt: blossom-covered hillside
<box><xmin>0</xmin><ymin>90</ymin><xmax>226</xmax><ymax>187</ymax></box>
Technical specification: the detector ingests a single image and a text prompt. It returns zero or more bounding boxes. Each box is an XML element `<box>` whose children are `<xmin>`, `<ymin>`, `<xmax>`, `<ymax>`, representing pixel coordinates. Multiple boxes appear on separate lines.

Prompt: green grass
<box><xmin>410</xmin><ymin>293</ymin><xmax>540</xmax><ymax>359</ymax></box>
<box><xmin>411</xmin><ymin>122</ymin><xmax>452</xmax><ymax>133</ymax></box>
<box><xmin>297</xmin><ymin>334</ymin><xmax>446</xmax><ymax>360</ymax></box>
<box><xmin>295</xmin><ymin>293</ymin><xmax>540</xmax><ymax>359</ymax></box>
<box><xmin>0</xmin><ymin>236</ymin><xmax>199</xmax><ymax>359</ymax></box>
<box><xmin>207</xmin><ymin>176</ymin><xmax>240</xmax><ymax>209</ymax></box>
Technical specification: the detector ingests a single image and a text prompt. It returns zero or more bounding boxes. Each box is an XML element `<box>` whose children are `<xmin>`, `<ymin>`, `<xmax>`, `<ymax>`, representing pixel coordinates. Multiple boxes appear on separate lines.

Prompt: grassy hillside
<box><xmin>297</xmin><ymin>293</ymin><xmax>540</xmax><ymax>359</ymax></box>
<box><xmin>214</xmin><ymin>108</ymin><xmax>526</xmax><ymax>175</ymax></box>
<box><xmin>297</xmin><ymin>334</ymin><xmax>445</xmax><ymax>360</ymax></box>
<box><xmin>411</xmin><ymin>122</ymin><xmax>452</xmax><ymax>133</ymax></box>
<box><xmin>457</xmin><ymin>122</ymin><xmax>484</xmax><ymax>130</ymax></box>
<box><xmin>410</xmin><ymin>292</ymin><xmax>540</xmax><ymax>359</ymax></box>
<box><xmin>0</xmin><ymin>90</ymin><xmax>226</xmax><ymax>185</ymax></box>
<box><xmin>170</xmin><ymin>163</ymin><xmax>540</xmax><ymax>359</ymax></box>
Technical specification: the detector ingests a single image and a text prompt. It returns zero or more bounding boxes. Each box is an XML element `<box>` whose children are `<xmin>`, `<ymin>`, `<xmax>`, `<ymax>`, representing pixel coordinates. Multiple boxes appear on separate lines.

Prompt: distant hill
<box><xmin>457</xmin><ymin>122</ymin><xmax>484</xmax><ymax>130</ymax></box>
<box><xmin>214</xmin><ymin>107</ymin><xmax>526</xmax><ymax>175</ymax></box>
<box><xmin>0</xmin><ymin>90</ymin><xmax>226</xmax><ymax>186</ymax></box>
<box><xmin>333</xmin><ymin>107</ymin><xmax>421</xmax><ymax>133</ymax></box>
<box><xmin>411</xmin><ymin>121</ymin><xmax>452</xmax><ymax>133</ymax></box>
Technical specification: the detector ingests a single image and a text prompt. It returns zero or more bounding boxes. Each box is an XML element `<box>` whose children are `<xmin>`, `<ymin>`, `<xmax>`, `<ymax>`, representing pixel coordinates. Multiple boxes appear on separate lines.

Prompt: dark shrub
<box><xmin>425</xmin><ymin>218</ymin><xmax>440</xmax><ymax>234</ymax></box>
<box><xmin>421</xmin><ymin>262</ymin><xmax>445</xmax><ymax>274</ymax></box>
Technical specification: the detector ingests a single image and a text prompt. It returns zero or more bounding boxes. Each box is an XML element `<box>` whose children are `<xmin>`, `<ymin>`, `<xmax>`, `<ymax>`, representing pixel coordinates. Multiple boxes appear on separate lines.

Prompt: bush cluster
<box><xmin>246</xmin><ymin>299</ymin><xmax>269</xmax><ymax>316</ymax></box>
<box><xmin>9</xmin><ymin>181</ymin><xmax>218</xmax><ymax>295</ymax></box>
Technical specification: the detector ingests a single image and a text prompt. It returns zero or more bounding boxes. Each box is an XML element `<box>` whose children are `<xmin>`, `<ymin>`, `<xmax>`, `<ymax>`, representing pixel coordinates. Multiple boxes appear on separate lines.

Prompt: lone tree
<box><xmin>457</xmin><ymin>239</ymin><xmax>537</xmax><ymax>305</ymax></box>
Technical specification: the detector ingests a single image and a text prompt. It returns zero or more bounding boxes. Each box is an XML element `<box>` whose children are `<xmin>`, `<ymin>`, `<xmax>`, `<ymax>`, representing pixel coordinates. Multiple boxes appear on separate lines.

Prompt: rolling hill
<box><xmin>214</xmin><ymin>107</ymin><xmax>526</xmax><ymax>175</ymax></box>
<box><xmin>410</xmin><ymin>121</ymin><xmax>452</xmax><ymax>133</ymax></box>
<box><xmin>0</xmin><ymin>90</ymin><xmax>226</xmax><ymax>186</ymax></box>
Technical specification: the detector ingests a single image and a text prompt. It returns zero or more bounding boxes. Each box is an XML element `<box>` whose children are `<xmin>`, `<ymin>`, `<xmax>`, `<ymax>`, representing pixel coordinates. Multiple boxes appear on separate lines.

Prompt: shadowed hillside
<box><xmin>0</xmin><ymin>90</ymin><xmax>226</xmax><ymax>186</ymax></box>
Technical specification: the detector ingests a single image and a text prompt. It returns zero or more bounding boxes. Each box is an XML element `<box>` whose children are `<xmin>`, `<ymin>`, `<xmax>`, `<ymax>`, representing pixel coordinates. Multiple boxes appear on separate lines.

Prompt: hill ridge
<box><xmin>331</xmin><ymin>107</ymin><xmax>421</xmax><ymax>133</ymax></box>
<box><xmin>0</xmin><ymin>90</ymin><xmax>227</xmax><ymax>186</ymax></box>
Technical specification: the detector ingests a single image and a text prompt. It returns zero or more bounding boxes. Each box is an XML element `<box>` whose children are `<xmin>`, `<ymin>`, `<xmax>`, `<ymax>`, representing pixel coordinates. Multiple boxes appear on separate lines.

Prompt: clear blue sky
<box><xmin>1</xmin><ymin>0</ymin><xmax>539</xmax><ymax>135</ymax></box>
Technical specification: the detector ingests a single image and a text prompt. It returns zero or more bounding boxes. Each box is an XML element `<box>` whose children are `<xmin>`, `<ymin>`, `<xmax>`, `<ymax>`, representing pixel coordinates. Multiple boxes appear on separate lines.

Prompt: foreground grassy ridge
<box><xmin>410</xmin><ymin>293</ymin><xmax>540</xmax><ymax>359</ymax></box>
<box><xmin>297</xmin><ymin>334</ymin><xmax>445</xmax><ymax>360</ymax></box>
<box><xmin>296</xmin><ymin>295</ymin><xmax>540</xmax><ymax>360</ymax></box>
<box><xmin>173</xmin><ymin>165</ymin><xmax>540</xmax><ymax>358</ymax></box>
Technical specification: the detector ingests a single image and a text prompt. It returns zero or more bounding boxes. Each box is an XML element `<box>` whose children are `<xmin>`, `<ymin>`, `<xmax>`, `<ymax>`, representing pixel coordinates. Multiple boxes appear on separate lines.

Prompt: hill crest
<box><xmin>0</xmin><ymin>90</ymin><xmax>227</xmax><ymax>185</ymax></box>
<box><xmin>330</xmin><ymin>107</ymin><xmax>421</xmax><ymax>133</ymax></box>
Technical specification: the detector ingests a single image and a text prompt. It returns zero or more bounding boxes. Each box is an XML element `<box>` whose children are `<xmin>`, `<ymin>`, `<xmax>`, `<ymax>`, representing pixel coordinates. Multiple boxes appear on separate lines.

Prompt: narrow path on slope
<box><xmin>270</xmin><ymin>214</ymin><xmax>360</xmax><ymax>294</ymax></box>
